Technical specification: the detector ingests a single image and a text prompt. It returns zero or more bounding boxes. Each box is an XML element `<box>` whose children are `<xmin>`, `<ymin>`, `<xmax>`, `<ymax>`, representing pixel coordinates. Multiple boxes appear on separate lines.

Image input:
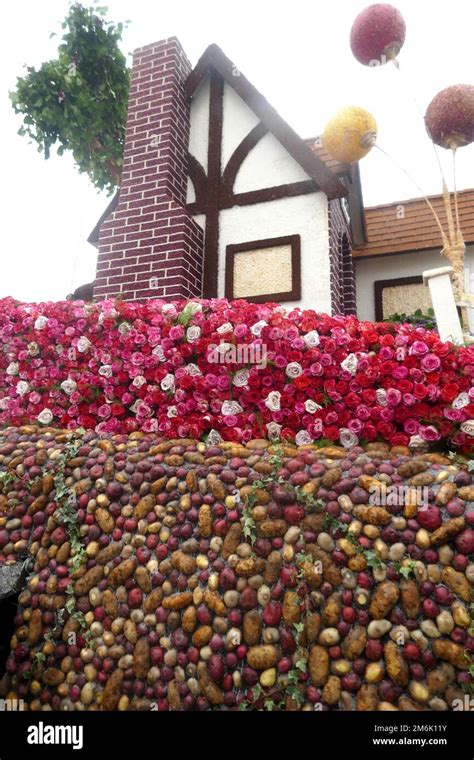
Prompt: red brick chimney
<box><xmin>93</xmin><ymin>38</ymin><xmax>204</xmax><ymax>302</ymax></box>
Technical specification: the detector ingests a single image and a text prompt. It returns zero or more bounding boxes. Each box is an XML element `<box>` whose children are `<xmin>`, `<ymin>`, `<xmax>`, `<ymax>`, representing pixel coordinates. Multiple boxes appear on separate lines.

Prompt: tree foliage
<box><xmin>10</xmin><ymin>3</ymin><xmax>130</xmax><ymax>193</ymax></box>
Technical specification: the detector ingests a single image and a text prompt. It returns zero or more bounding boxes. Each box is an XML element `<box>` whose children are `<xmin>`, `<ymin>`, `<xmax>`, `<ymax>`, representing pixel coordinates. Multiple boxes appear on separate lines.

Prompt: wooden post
<box><xmin>422</xmin><ymin>266</ymin><xmax>464</xmax><ymax>344</ymax></box>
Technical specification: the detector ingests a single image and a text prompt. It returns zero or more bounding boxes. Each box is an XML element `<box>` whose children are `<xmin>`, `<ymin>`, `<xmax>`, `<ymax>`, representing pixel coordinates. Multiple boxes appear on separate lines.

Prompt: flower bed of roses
<box><xmin>0</xmin><ymin>296</ymin><xmax>473</xmax><ymax>454</ymax></box>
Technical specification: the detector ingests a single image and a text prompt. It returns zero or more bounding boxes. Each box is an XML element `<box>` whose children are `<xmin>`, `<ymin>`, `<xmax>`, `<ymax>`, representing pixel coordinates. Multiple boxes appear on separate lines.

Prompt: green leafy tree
<box><xmin>10</xmin><ymin>3</ymin><xmax>130</xmax><ymax>193</ymax></box>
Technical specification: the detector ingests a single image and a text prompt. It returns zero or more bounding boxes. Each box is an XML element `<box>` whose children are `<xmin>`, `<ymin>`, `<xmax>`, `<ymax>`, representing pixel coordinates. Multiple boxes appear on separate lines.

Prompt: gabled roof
<box><xmin>354</xmin><ymin>188</ymin><xmax>474</xmax><ymax>258</ymax></box>
<box><xmin>186</xmin><ymin>44</ymin><xmax>347</xmax><ymax>201</ymax></box>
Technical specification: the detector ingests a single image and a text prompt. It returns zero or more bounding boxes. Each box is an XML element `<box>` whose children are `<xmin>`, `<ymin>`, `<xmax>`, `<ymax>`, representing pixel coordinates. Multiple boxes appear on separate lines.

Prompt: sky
<box><xmin>1</xmin><ymin>0</ymin><xmax>473</xmax><ymax>302</ymax></box>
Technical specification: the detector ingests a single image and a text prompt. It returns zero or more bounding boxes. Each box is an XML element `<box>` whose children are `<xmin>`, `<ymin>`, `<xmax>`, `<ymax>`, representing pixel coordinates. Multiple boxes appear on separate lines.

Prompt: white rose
<box><xmin>303</xmin><ymin>330</ymin><xmax>320</xmax><ymax>348</ymax></box>
<box><xmin>266</xmin><ymin>421</ymin><xmax>282</xmax><ymax>440</ymax></box>
<box><xmin>167</xmin><ymin>405</ymin><xmax>178</xmax><ymax>418</ymax></box>
<box><xmin>251</xmin><ymin>320</ymin><xmax>267</xmax><ymax>337</ymax></box>
<box><xmin>186</xmin><ymin>302</ymin><xmax>202</xmax><ymax>315</ymax></box>
<box><xmin>34</xmin><ymin>316</ymin><xmax>48</xmax><ymax>330</ymax></box>
<box><xmin>27</xmin><ymin>342</ymin><xmax>39</xmax><ymax>356</ymax></box>
<box><xmin>118</xmin><ymin>321</ymin><xmax>132</xmax><ymax>335</ymax></box>
<box><xmin>186</xmin><ymin>325</ymin><xmax>201</xmax><ymax>342</ymax></box>
<box><xmin>217</xmin><ymin>322</ymin><xmax>233</xmax><ymax>334</ymax></box>
<box><xmin>99</xmin><ymin>364</ymin><xmax>113</xmax><ymax>378</ymax></box>
<box><xmin>152</xmin><ymin>344</ymin><xmax>166</xmax><ymax>361</ymax></box>
<box><xmin>56</xmin><ymin>344</ymin><xmax>64</xmax><ymax>355</ymax></box>
<box><xmin>77</xmin><ymin>336</ymin><xmax>92</xmax><ymax>353</ymax></box>
<box><xmin>221</xmin><ymin>400</ymin><xmax>243</xmax><ymax>416</ymax></box>
<box><xmin>132</xmin><ymin>375</ymin><xmax>147</xmax><ymax>388</ymax></box>
<box><xmin>339</xmin><ymin>428</ymin><xmax>359</xmax><ymax>448</ymax></box>
<box><xmin>233</xmin><ymin>369</ymin><xmax>249</xmax><ymax>387</ymax></box>
<box><xmin>161</xmin><ymin>374</ymin><xmax>175</xmax><ymax>392</ymax></box>
<box><xmin>162</xmin><ymin>304</ymin><xmax>178</xmax><ymax>317</ymax></box>
<box><xmin>304</xmin><ymin>399</ymin><xmax>322</xmax><ymax>414</ymax></box>
<box><xmin>286</xmin><ymin>362</ymin><xmax>303</xmax><ymax>379</ymax></box>
<box><xmin>0</xmin><ymin>396</ymin><xmax>11</xmax><ymax>410</ymax></box>
<box><xmin>295</xmin><ymin>430</ymin><xmax>312</xmax><ymax>446</ymax></box>
<box><xmin>216</xmin><ymin>342</ymin><xmax>232</xmax><ymax>355</ymax></box>
<box><xmin>265</xmin><ymin>391</ymin><xmax>281</xmax><ymax>412</ymax></box>
<box><xmin>16</xmin><ymin>381</ymin><xmax>29</xmax><ymax>396</ymax></box>
<box><xmin>460</xmin><ymin>420</ymin><xmax>474</xmax><ymax>437</ymax></box>
<box><xmin>186</xmin><ymin>363</ymin><xmax>201</xmax><ymax>376</ymax></box>
<box><xmin>6</xmin><ymin>363</ymin><xmax>19</xmax><ymax>376</ymax></box>
<box><xmin>207</xmin><ymin>429</ymin><xmax>223</xmax><ymax>445</ymax></box>
<box><xmin>340</xmin><ymin>353</ymin><xmax>358</xmax><ymax>375</ymax></box>
<box><xmin>452</xmin><ymin>392</ymin><xmax>470</xmax><ymax>409</ymax></box>
<box><xmin>376</xmin><ymin>388</ymin><xmax>387</xmax><ymax>406</ymax></box>
<box><xmin>61</xmin><ymin>379</ymin><xmax>77</xmax><ymax>395</ymax></box>
<box><xmin>37</xmin><ymin>408</ymin><xmax>53</xmax><ymax>425</ymax></box>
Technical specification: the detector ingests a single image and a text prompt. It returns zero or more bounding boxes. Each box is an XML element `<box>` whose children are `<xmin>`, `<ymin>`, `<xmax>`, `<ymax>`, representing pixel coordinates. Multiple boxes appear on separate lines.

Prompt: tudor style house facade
<box><xmin>86</xmin><ymin>36</ymin><xmax>473</xmax><ymax>326</ymax></box>
<box><xmin>89</xmin><ymin>37</ymin><xmax>363</xmax><ymax>316</ymax></box>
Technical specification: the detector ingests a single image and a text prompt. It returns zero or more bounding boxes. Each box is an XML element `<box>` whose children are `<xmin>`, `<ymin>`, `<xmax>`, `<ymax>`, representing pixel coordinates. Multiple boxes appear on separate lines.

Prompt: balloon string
<box><xmin>452</xmin><ymin>148</ymin><xmax>462</xmax><ymax>241</ymax></box>
<box><xmin>390</xmin><ymin>59</ymin><xmax>447</xmax><ymax>186</ymax></box>
<box><xmin>373</xmin><ymin>143</ymin><xmax>448</xmax><ymax>245</ymax></box>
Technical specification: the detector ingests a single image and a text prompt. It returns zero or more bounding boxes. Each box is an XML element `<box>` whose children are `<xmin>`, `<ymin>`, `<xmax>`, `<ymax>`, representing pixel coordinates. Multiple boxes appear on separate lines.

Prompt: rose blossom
<box><xmin>34</xmin><ymin>316</ymin><xmax>48</xmax><ymax>330</ymax></box>
<box><xmin>217</xmin><ymin>322</ymin><xmax>233</xmax><ymax>334</ymax></box>
<box><xmin>452</xmin><ymin>392</ymin><xmax>470</xmax><ymax>409</ymax></box>
<box><xmin>160</xmin><ymin>374</ymin><xmax>175</xmax><ymax>392</ymax></box>
<box><xmin>15</xmin><ymin>381</ymin><xmax>29</xmax><ymax>396</ymax></box>
<box><xmin>286</xmin><ymin>362</ymin><xmax>303</xmax><ymax>379</ymax></box>
<box><xmin>266</xmin><ymin>421</ymin><xmax>282</xmax><ymax>439</ymax></box>
<box><xmin>37</xmin><ymin>408</ymin><xmax>53</xmax><ymax>425</ymax></box>
<box><xmin>340</xmin><ymin>428</ymin><xmax>359</xmax><ymax>448</ymax></box>
<box><xmin>460</xmin><ymin>420</ymin><xmax>474</xmax><ymax>437</ymax></box>
<box><xmin>186</xmin><ymin>325</ymin><xmax>201</xmax><ymax>342</ymax></box>
<box><xmin>295</xmin><ymin>430</ymin><xmax>312</xmax><ymax>445</ymax></box>
<box><xmin>265</xmin><ymin>391</ymin><xmax>281</xmax><ymax>411</ymax></box>
<box><xmin>421</xmin><ymin>353</ymin><xmax>441</xmax><ymax>372</ymax></box>
<box><xmin>419</xmin><ymin>425</ymin><xmax>441</xmax><ymax>442</ymax></box>
<box><xmin>251</xmin><ymin>320</ymin><xmax>267</xmax><ymax>336</ymax></box>
<box><xmin>221</xmin><ymin>400</ymin><xmax>243</xmax><ymax>416</ymax></box>
<box><xmin>61</xmin><ymin>379</ymin><xmax>77</xmax><ymax>395</ymax></box>
<box><xmin>340</xmin><ymin>353</ymin><xmax>358</xmax><ymax>375</ymax></box>
<box><xmin>303</xmin><ymin>330</ymin><xmax>320</xmax><ymax>348</ymax></box>
<box><xmin>132</xmin><ymin>375</ymin><xmax>147</xmax><ymax>388</ymax></box>
<box><xmin>233</xmin><ymin>369</ymin><xmax>249</xmax><ymax>387</ymax></box>
<box><xmin>6</xmin><ymin>363</ymin><xmax>19</xmax><ymax>375</ymax></box>
<box><xmin>304</xmin><ymin>399</ymin><xmax>321</xmax><ymax>414</ymax></box>
<box><xmin>99</xmin><ymin>364</ymin><xmax>113</xmax><ymax>378</ymax></box>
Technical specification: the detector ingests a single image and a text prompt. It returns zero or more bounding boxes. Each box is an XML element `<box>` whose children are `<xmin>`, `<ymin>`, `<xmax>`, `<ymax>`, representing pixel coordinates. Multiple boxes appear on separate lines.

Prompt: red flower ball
<box><xmin>425</xmin><ymin>84</ymin><xmax>474</xmax><ymax>149</ymax></box>
<box><xmin>350</xmin><ymin>3</ymin><xmax>406</xmax><ymax>66</ymax></box>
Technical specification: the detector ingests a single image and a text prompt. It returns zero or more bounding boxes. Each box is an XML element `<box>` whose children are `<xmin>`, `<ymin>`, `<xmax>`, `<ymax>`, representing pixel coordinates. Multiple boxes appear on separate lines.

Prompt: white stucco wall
<box><xmin>187</xmin><ymin>75</ymin><xmax>211</xmax><ymax>203</ymax></box>
<box><xmin>221</xmin><ymin>83</ymin><xmax>260</xmax><ymax>168</ymax></box>
<box><xmin>355</xmin><ymin>245</ymin><xmax>474</xmax><ymax>330</ymax></box>
<box><xmin>218</xmin><ymin>192</ymin><xmax>331</xmax><ymax>312</ymax></box>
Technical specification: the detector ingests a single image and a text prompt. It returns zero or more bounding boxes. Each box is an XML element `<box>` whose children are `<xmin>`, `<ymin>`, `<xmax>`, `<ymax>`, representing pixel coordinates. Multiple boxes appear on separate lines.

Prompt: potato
<box><xmin>42</xmin><ymin>668</ymin><xmax>65</xmax><ymax>686</ymax></box>
<box><xmin>304</xmin><ymin>613</ymin><xmax>322</xmax><ymax>644</ymax></box>
<box><xmin>247</xmin><ymin>645</ymin><xmax>279</xmax><ymax>670</ymax></box>
<box><xmin>94</xmin><ymin>508</ymin><xmax>115</xmax><ymax>534</ymax></box>
<box><xmin>197</xmin><ymin>662</ymin><xmax>224</xmax><ymax>705</ymax></box>
<box><xmin>135</xmin><ymin>566</ymin><xmax>152</xmax><ymax>593</ymax></box>
<box><xmin>167</xmin><ymin>680</ymin><xmax>181</xmax><ymax>711</ymax></box>
<box><xmin>101</xmin><ymin>589</ymin><xmax>118</xmax><ymax>618</ymax></box>
<box><xmin>400</xmin><ymin>578</ymin><xmax>421</xmax><ymax>619</ymax></box>
<box><xmin>133</xmin><ymin>494</ymin><xmax>156</xmax><ymax>520</ymax></box>
<box><xmin>171</xmin><ymin>551</ymin><xmax>196</xmax><ymax>575</ymax></box>
<box><xmin>96</xmin><ymin>541</ymin><xmax>123</xmax><ymax>565</ymax></box>
<box><xmin>384</xmin><ymin>642</ymin><xmax>409</xmax><ymax>686</ymax></box>
<box><xmin>356</xmin><ymin>684</ymin><xmax>379</xmax><ymax>711</ymax></box>
<box><xmin>323</xmin><ymin>593</ymin><xmax>341</xmax><ymax>626</ymax></box>
<box><xmin>243</xmin><ymin>610</ymin><xmax>262</xmax><ymax>646</ymax></box>
<box><xmin>308</xmin><ymin>546</ymin><xmax>342</xmax><ymax>586</ymax></box>
<box><xmin>282</xmin><ymin>591</ymin><xmax>301</xmax><ymax>626</ymax></box>
<box><xmin>352</xmin><ymin>506</ymin><xmax>391</xmax><ymax>525</ymax></box>
<box><xmin>397</xmin><ymin>461</ymin><xmax>427</xmax><ymax>478</ymax></box>
<box><xmin>433</xmin><ymin>639</ymin><xmax>469</xmax><ymax>670</ymax></box>
<box><xmin>101</xmin><ymin>670</ymin><xmax>123</xmax><ymax>711</ymax></box>
<box><xmin>27</xmin><ymin>609</ymin><xmax>43</xmax><ymax>645</ymax></box>
<box><xmin>441</xmin><ymin>566</ymin><xmax>470</xmax><ymax>602</ymax></box>
<box><xmin>430</xmin><ymin>517</ymin><xmax>465</xmax><ymax>546</ymax></box>
<box><xmin>257</xmin><ymin>520</ymin><xmax>287</xmax><ymax>537</ymax></box>
<box><xmin>162</xmin><ymin>592</ymin><xmax>193</xmax><ymax>610</ymax></box>
<box><xmin>322</xmin><ymin>468</ymin><xmax>342</xmax><ymax>488</ymax></box>
<box><xmin>235</xmin><ymin>557</ymin><xmax>265</xmax><ymax>577</ymax></box>
<box><xmin>192</xmin><ymin>626</ymin><xmax>213</xmax><ymax>647</ymax></box>
<box><xmin>198</xmin><ymin>505</ymin><xmax>212</xmax><ymax>537</ymax></box>
<box><xmin>398</xmin><ymin>696</ymin><xmax>424</xmax><ymax>711</ymax></box>
<box><xmin>263</xmin><ymin>552</ymin><xmax>282</xmax><ymax>584</ymax></box>
<box><xmin>203</xmin><ymin>590</ymin><xmax>227</xmax><ymax>616</ymax></box>
<box><xmin>124</xmin><ymin>620</ymin><xmax>138</xmax><ymax>644</ymax></box>
<box><xmin>222</xmin><ymin>523</ymin><xmax>242</xmax><ymax>559</ymax></box>
<box><xmin>133</xmin><ymin>638</ymin><xmax>150</xmax><ymax>678</ymax></box>
<box><xmin>322</xmin><ymin>675</ymin><xmax>341</xmax><ymax>706</ymax></box>
<box><xmin>74</xmin><ymin>566</ymin><xmax>103</xmax><ymax>595</ymax></box>
<box><xmin>182</xmin><ymin>605</ymin><xmax>197</xmax><ymax>633</ymax></box>
<box><xmin>108</xmin><ymin>558</ymin><xmax>136</xmax><ymax>588</ymax></box>
<box><xmin>369</xmin><ymin>580</ymin><xmax>399</xmax><ymax>620</ymax></box>
<box><xmin>427</xmin><ymin>665</ymin><xmax>454</xmax><ymax>696</ymax></box>
<box><xmin>143</xmin><ymin>587</ymin><xmax>163</xmax><ymax>614</ymax></box>
<box><xmin>308</xmin><ymin>645</ymin><xmax>329</xmax><ymax>686</ymax></box>
<box><xmin>342</xmin><ymin>625</ymin><xmax>367</xmax><ymax>660</ymax></box>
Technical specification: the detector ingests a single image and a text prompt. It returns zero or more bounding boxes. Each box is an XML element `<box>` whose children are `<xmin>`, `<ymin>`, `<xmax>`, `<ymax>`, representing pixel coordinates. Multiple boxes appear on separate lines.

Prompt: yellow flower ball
<box><xmin>323</xmin><ymin>106</ymin><xmax>377</xmax><ymax>163</ymax></box>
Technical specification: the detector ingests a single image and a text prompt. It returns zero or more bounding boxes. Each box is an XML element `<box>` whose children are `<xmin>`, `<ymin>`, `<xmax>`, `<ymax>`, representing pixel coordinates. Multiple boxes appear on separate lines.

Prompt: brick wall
<box><xmin>93</xmin><ymin>38</ymin><xmax>204</xmax><ymax>302</ymax></box>
<box><xmin>328</xmin><ymin>199</ymin><xmax>357</xmax><ymax>316</ymax></box>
